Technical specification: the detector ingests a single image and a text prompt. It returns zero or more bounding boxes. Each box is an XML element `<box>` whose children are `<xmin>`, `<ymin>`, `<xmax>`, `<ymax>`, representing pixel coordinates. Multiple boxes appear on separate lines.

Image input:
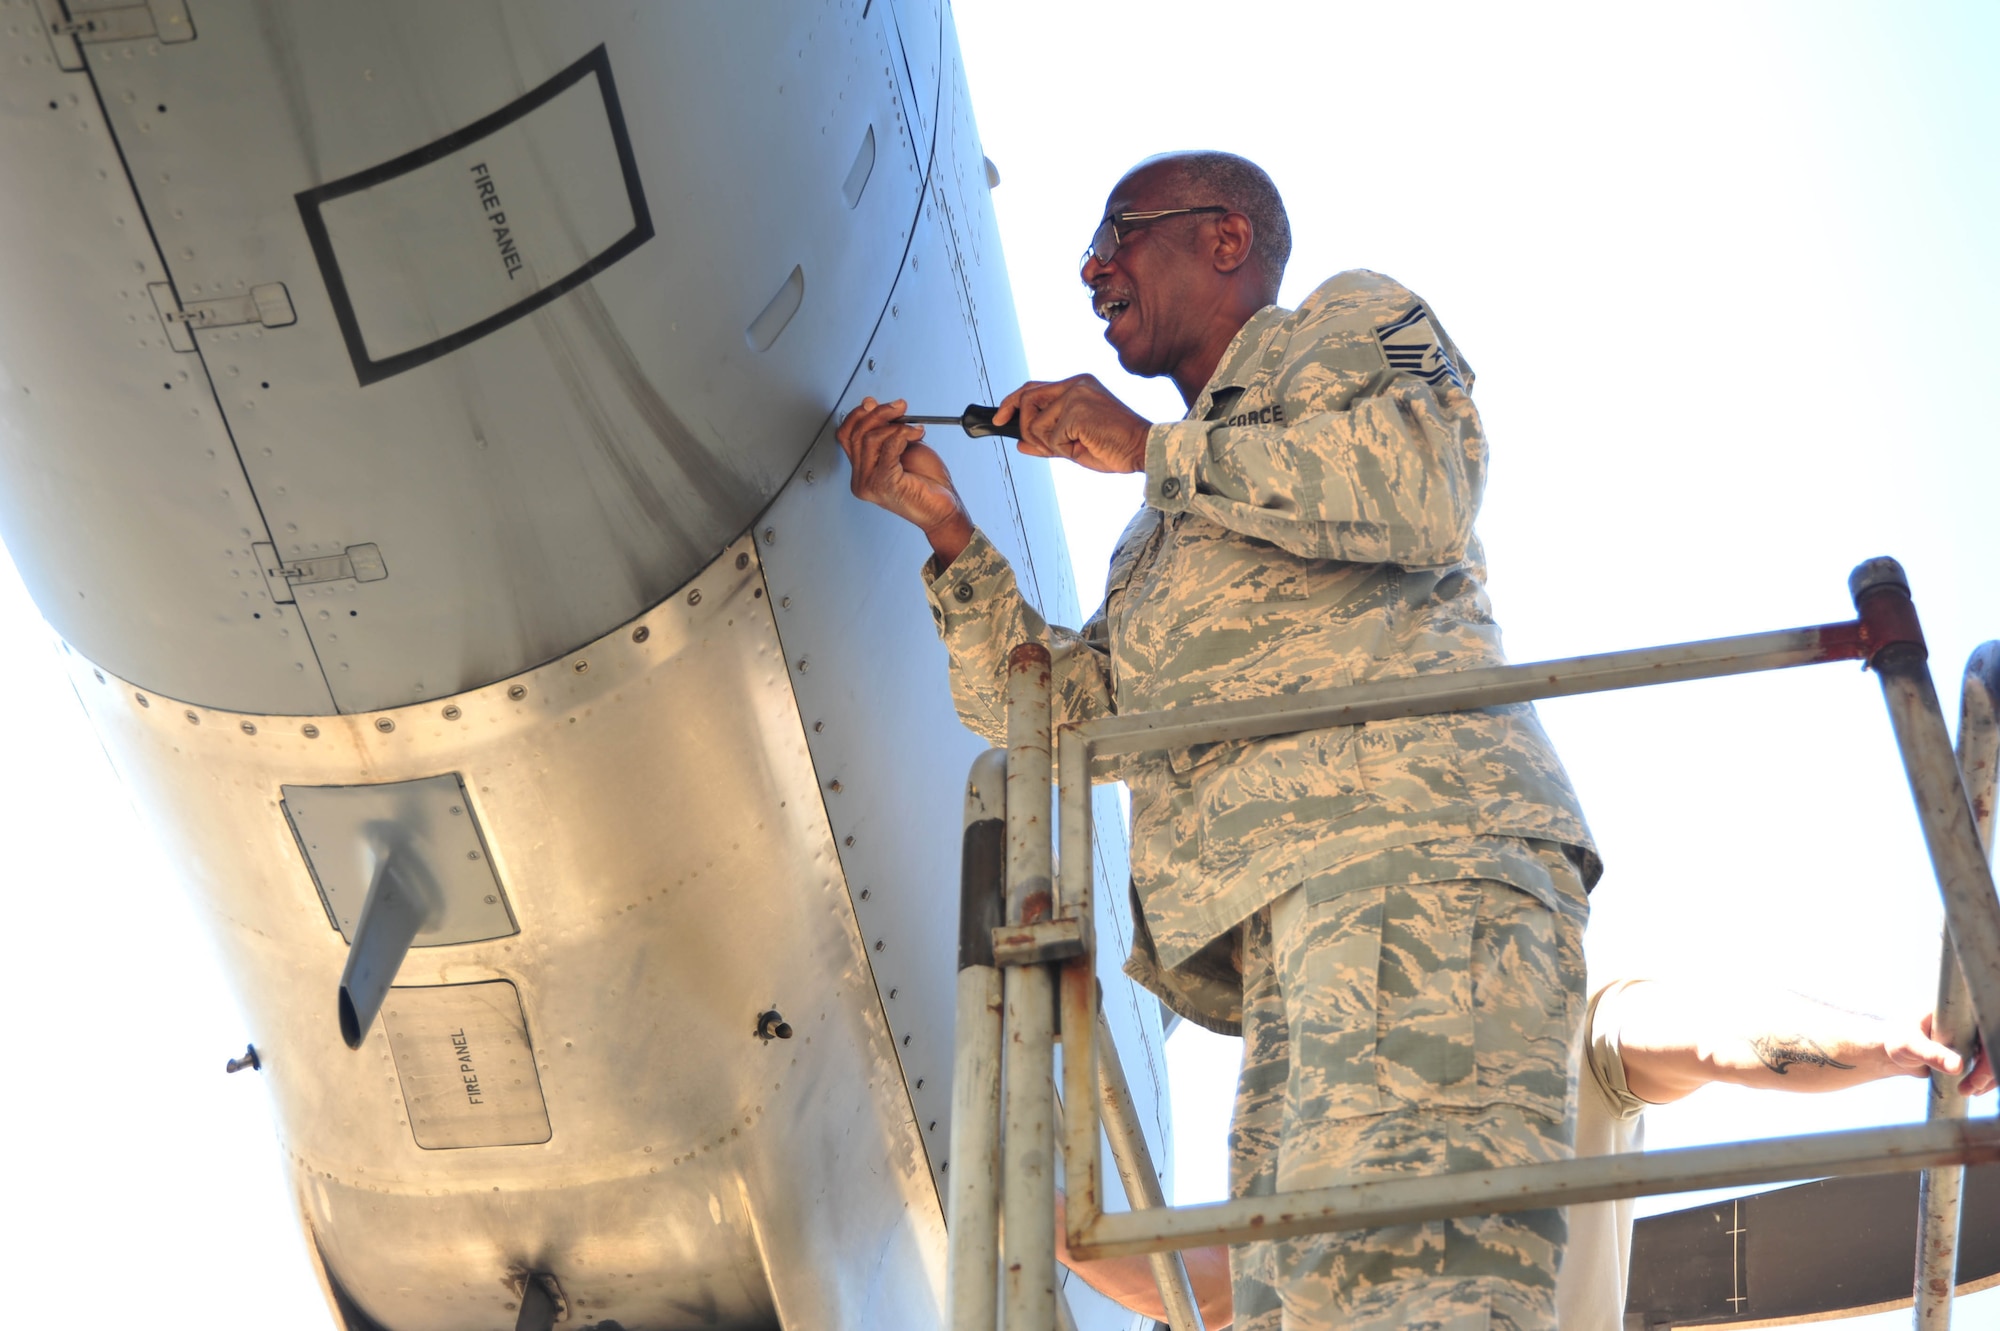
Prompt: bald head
<box><xmin>1128</xmin><ymin>151</ymin><xmax>1291</xmax><ymax>297</ymax></box>
<box><xmin>1084</xmin><ymin>150</ymin><xmax>1292</xmax><ymax>401</ymax></box>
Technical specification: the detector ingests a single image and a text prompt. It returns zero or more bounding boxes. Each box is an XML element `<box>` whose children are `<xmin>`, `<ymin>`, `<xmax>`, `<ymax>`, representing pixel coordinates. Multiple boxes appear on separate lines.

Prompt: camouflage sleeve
<box><xmin>1144</xmin><ymin>296</ymin><xmax>1485</xmax><ymax>568</ymax></box>
<box><xmin>922</xmin><ymin>526</ymin><xmax>1117</xmax><ymax>745</ymax></box>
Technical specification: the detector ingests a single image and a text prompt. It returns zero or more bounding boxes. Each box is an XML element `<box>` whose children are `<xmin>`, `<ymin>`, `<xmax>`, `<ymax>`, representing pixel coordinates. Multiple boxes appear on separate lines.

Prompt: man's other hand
<box><xmin>995</xmin><ymin>375</ymin><xmax>1150</xmax><ymax>474</ymax></box>
<box><xmin>1912</xmin><ymin>1013</ymin><xmax>1997</xmax><ymax>1097</ymax></box>
<box><xmin>836</xmin><ymin>397</ymin><xmax>973</xmax><ymax>564</ymax></box>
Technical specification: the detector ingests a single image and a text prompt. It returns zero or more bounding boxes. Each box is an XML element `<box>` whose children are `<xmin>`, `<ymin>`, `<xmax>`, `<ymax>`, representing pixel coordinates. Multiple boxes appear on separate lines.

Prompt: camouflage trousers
<box><xmin>1229</xmin><ymin>867</ymin><xmax>1587</xmax><ymax>1331</ymax></box>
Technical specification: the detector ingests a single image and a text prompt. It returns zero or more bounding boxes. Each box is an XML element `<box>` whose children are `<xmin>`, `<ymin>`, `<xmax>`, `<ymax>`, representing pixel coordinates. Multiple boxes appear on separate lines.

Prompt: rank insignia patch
<box><xmin>1375</xmin><ymin>304</ymin><xmax>1469</xmax><ymax>390</ymax></box>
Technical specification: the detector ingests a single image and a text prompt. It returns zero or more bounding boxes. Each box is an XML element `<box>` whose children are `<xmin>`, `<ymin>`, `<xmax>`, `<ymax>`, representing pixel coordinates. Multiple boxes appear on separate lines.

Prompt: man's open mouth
<box><xmin>1094</xmin><ymin>295</ymin><xmax>1132</xmax><ymax>327</ymax></box>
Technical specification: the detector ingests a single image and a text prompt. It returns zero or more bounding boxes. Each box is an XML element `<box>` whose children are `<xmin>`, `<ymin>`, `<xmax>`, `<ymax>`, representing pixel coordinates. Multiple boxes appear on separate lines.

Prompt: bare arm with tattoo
<box><xmin>1612</xmin><ymin>979</ymin><xmax>1995</xmax><ymax>1104</ymax></box>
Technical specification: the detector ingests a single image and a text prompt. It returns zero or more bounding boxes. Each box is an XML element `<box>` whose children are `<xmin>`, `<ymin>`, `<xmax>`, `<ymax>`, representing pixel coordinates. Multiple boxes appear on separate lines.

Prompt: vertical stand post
<box><xmin>1851</xmin><ymin>561</ymin><xmax>2000</xmax><ymax>1068</ymax></box>
<box><xmin>1002</xmin><ymin>644</ymin><xmax>1057</xmax><ymax>1331</ymax></box>
<box><xmin>1058</xmin><ymin>726</ymin><xmax>1104</xmax><ymax>1249</ymax></box>
<box><xmin>949</xmin><ymin>749</ymin><xmax>1009</xmax><ymax>1331</ymax></box>
<box><xmin>1914</xmin><ymin>643</ymin><xmax>2000</xmax><ymax>1329</ymax></box>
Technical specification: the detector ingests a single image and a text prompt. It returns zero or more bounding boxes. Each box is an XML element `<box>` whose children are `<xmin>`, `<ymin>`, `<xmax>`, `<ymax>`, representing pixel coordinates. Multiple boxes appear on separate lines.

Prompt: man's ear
<box><xmin>1211</xmin><ymin>211</ymin><xmax>1256</xmax><ymax>275</ymax></box>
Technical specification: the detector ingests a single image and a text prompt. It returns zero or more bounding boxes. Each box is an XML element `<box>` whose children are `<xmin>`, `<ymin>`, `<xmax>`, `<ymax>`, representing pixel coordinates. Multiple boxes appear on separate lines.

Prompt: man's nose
<box><xmin>1080</xmin><ymin>252</ymin><xmax>1115</xmax><ymax>286</ymax></box>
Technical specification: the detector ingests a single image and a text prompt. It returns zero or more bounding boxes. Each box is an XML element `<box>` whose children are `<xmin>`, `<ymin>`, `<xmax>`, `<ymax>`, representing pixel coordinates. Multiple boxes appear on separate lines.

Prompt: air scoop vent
<box><xmin>746</xmin><ymin>265</ymin><xmax>805</xmax><ymax>352</ymax></box>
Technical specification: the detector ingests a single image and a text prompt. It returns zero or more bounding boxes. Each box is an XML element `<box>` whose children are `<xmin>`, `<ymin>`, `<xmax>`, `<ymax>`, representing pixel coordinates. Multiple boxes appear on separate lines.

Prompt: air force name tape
<box><xmin>1375</xmin><ymin>303</ymin><xmax>1469</xmax><ymax>390</ymax></box>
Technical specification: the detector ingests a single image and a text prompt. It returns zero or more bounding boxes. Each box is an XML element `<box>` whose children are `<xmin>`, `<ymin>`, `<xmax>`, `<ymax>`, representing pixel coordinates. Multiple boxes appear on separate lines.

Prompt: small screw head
<box><xmin>874</xmin><ymin>940</ymin><xmax>885</xmax><ymax>952</ymax></box>
<box><xmin>780</xmin><ymin>595</ymin><xmax>792</xmax><ymax>608</ymax></box>
<box><xmin>796</xmin><ymin>658</ymin><xmax>809</xmax><ymax>672</ymax></box>
<box><xmin>888</xmin><ymin>988</ymin><xmax>898</xmax><ymax>999</ymax></box>
<box><xmin>632</xmin><ymin>625</ymin><xmax>650</xmax><ymax>642</ymax></box>
<box><xmin>449</xmin><ymin>805</ymin><xmax>462</xmax><ymax>815</ymax></box>
<box><xmin>442</xmin><ymin>704</ymin><xmax>461</xmax><ymax>721</ymax></box>
<box><xmin>687</xmin><ymin>588</ymin><xmax>702</xmax><ymax>605</ymax></box>
<box><xmin>573</xmin><ymin>660</ymin><xmax>589</xmax><ymax>674</ymax></box>
<box><xmin>240</xmin><ymin>721</ymin><xmax>257</xmax><ymax>735</ymax></box>
<box><xmin>763</xmin><ymin>527</ymin><xmax>776</xmax><ymax>544</ymax></box>
<box><xmin>828</xmin><ymin>779</ymin><xmax>842</xmax><ymax>793</ymax></box>
<box><xmin>859</xmin><ymin>888</ymin><xmax>871</xmax><ymax>900</ymax></box>
<box><xmin>484</xmin><ymin>894</ymin><xmax>496</xmax><ymax>904</ymax></box>
<box><xmin>185</xmin><ymin>710</ymin><xmax>200</xmax><ymax>725</ymax></box>
<box><xmin>301</xmin><ymin>723</ymin><xmax>320</xmax><ymax>739</ymax></box>
<box><xmin>135</xmin><ymin>692</ymin><xmax>150</xmax><ymax>707</ymax></box>
<box><xmin>508</xmin><ymin>684</ymin><xmax>527</xmax><ymax>701</ymax></box>
<box><xmin>735</xmin><ymin>552</ymin><xmax>750</xmax><ymax>570</ymax></box>
<box><xmin>92</xmin><ymin>669</ymin><xmax>105</xmax><ymax>683</ymax></box>
<box><xmin>374</xmin><ymin>716</ymin><xmax>395</xmax><ymax>733</ymax></box>
<box><xmin>467</xmin><ymin>850</ymin><xmax>479</xmax><ymax>861</ymax></box>
<box><xmin>844</xmin><ymin>835</ymin><xmax>855</xmax><ymax>847</ymax></box>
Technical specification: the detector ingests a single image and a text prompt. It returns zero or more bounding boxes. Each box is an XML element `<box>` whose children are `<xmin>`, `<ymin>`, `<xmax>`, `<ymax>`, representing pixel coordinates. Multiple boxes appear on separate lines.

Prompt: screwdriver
<box><xmin>898</xmin><ymin>404</ymin><xmax>1021</xmax><ymax>439</ymax></box>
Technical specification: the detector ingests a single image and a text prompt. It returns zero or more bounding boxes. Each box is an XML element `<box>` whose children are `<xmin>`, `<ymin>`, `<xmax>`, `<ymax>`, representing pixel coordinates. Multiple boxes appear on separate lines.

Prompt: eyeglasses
<box><xmin>1081</xmin><ymin>206</ymin><xmax>1229</xmax><ymax>270</ymax></box>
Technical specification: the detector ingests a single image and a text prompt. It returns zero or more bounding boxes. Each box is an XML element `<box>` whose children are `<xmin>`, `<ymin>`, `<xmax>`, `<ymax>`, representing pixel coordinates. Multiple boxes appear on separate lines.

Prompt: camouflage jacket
<box><xmin>923</xmin><ymin>270</ymin><xmax>1598</xmax><ymax>1024</ymax></box>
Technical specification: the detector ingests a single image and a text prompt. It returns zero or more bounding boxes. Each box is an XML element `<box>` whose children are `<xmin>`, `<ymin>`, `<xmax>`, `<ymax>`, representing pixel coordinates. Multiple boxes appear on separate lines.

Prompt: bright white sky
<box><xmin>0</xmin><ymin>4</ymin><xmax>1992</xmax><ymax>1328</ymax></box>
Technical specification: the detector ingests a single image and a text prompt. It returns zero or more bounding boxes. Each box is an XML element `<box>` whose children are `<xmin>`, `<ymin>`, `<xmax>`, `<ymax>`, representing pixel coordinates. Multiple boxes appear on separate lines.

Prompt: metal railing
<box><xmin>1916</xmin><ymin>642</ymin><xmax>2000</xmax><ymax>1328</ymax></box>
<box><xmin>949</xmin><ymin>556</ymin><xmax>2000</xmax><ymax>1330</ymax></box>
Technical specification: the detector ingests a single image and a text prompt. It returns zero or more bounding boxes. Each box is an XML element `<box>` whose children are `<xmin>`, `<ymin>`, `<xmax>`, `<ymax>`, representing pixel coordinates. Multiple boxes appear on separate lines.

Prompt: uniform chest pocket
<box><xmin>1158</xmin><ymin>521</ymin><xmax>1310</xmax><ymax>630</ymax></box>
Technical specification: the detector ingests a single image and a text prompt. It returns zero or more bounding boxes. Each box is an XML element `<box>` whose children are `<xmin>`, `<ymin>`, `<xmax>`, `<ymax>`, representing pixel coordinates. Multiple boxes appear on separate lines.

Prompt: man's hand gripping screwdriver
<box><xmin>897</xmin><ymin>404</ymin><xmax>1022</xmax><ymax>439</ymax></box>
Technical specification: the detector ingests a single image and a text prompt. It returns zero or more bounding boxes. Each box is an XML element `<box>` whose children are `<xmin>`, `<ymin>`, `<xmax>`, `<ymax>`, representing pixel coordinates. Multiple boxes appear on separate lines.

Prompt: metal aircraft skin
<box><xmin>0</xmin><ymin>3</ymin><xmax>1170</xmax><ymax>1328</ymax></box>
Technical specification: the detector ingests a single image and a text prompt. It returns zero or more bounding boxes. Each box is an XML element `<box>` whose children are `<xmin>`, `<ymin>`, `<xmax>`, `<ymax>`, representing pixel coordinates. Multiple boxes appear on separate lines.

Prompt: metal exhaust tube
<box><xmin>513</xmin><ymin>1274</ymin><xmax>562</xmax><ymax>1331</ymax></box>
<box><xmin>337</xmin><ymin>835</ymin><xmax>440</xmax><ymax>1049</ymax></box>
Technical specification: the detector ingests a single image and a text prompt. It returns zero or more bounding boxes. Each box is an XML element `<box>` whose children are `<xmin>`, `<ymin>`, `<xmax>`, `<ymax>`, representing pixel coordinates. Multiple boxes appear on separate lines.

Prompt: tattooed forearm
<box><xmin>1751</xmin><ymin>1035</ymin><xmax>1857</xmax><ymax>1077</ymax></box>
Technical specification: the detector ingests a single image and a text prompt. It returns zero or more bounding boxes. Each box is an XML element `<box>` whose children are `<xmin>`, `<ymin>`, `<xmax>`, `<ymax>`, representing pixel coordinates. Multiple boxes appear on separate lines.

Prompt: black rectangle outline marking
<box><xmin>295</xmin><ymin>44</ymin><xmax>653</xmax><ymax>387</ymax></box>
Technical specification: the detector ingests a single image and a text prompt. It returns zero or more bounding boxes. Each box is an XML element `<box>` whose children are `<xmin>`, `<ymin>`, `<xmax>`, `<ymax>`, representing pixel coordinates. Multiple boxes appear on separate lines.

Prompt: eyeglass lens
<box><xmin>1087</xmin><ymin>218</ymin><xmax>1118</xmax><ymax>266</ymax></box>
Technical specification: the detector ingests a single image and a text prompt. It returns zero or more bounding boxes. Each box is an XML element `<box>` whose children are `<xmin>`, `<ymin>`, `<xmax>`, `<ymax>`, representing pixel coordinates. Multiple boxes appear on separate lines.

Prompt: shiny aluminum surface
<box><xmin>65</xmin><ymin>535</ymin><xmax>946</xmax><ymax>1329</ymax></box>
<box><xmin>0</xmin><ymin>1</ymin><xmax>929</xmax><ymax>714</ymax></box>
<box><xmin>2</xmin><ymin>3</ymin><xmax>1171</xmax><ymax>1326</ymax></box>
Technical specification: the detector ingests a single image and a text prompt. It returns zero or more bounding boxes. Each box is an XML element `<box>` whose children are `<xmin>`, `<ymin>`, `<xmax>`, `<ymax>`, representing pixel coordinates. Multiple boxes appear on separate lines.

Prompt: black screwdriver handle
<box><xmin>957</xmin><ymin>404</ymin><xmax>1021</xmax><ymax>440</ymax></box>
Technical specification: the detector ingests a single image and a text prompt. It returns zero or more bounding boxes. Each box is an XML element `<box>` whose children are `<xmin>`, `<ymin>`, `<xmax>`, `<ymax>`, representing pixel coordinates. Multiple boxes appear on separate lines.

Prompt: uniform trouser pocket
<box><xmin>1230</xmin><ymin>877</ymin><xmax>1582</xmax><ymax>1330</ymax></box>
<box><xmin>1265</xmin><ymin>878</ymin><xmax>1581</xmax><ymax>1195</ymax></box>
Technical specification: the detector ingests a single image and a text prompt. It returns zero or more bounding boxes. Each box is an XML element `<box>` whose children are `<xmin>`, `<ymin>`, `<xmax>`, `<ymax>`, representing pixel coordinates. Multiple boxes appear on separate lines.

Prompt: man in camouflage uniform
<box><xmin>837</xmin><ymin>150</ymin><xmax>1598</xmax><ymax>1330</ymax></box>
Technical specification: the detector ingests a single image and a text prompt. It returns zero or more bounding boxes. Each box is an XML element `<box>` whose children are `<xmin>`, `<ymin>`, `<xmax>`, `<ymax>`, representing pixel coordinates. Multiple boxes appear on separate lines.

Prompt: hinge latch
<box><xmin>37</xmin><ymin>0</ymin><xmax>193</xmax><ymax>70</ymax></box>
<box><xmin>150</xmin><ymin>282</ymin><xmax>296</xmax><ymax>352</ymax></box>
<box><xmin>254</xmin><ymin>543</ymin><xmax>388</xmax><ymax>605</ymax></box>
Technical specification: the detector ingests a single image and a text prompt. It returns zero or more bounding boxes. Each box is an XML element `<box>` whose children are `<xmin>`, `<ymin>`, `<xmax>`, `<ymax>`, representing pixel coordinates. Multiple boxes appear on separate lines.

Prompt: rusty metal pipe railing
<box><xmin>947</xmin><ymin>749</ymin><xmax>1008</xmax><ymax>1331</ymax></box>
<box><xmin>1848</xmin><ymin>563</ymin><xmax>2000</xmax><ymax>1089</ymax></box>
<box><xmin>1072</xmin><ymin>620</ymin><xmax>1874</xmax><ymax>759</ymax></box>
<box><xmin>1000</xmin><ymin>644</ymin><xmax>1057</xmax><ymax>1331</ymax></box>
<box><xmin>1070</xmin><ymin>1117</ymin><xmax>2000</xmax><ymax>1261</ymax></box>
<box><xmin>1914</xmin><ymin>641</ymin><xmax>2000</xmax><ymax>1328</ymax></box>
<box><xmin>1051</xmin><ymin>1078</ymin><xmax>1205</xmax><ymax>1331</ymax></box>
<box><xmin>1092</xmin><ymin>1011</ymin><xmax>1205</xmax><ymax>1330</ymax></box>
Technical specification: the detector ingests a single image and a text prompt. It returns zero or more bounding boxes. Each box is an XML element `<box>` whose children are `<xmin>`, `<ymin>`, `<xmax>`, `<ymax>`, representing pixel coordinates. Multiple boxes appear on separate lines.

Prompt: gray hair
<box><xmin>1142</xmin><ymin>151</ymin><xmax>1292</xmax><ymax>286</ymax></box>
